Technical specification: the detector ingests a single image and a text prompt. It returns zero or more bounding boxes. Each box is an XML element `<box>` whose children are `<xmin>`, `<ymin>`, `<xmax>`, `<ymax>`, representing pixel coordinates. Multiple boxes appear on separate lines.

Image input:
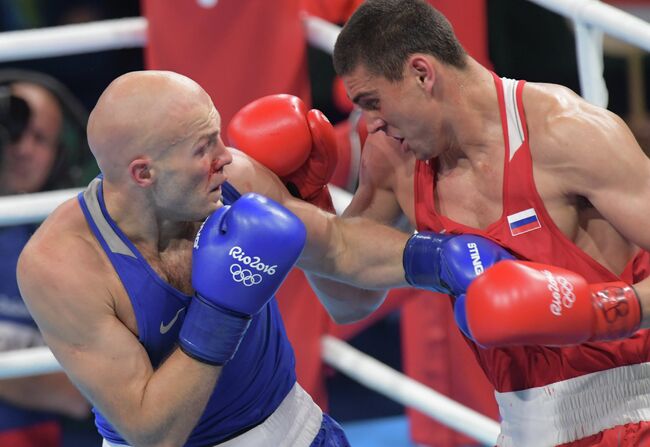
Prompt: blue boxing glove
<box><xmin>403</xmin><ymin>232</ymin><xmax>515</xmax><ymax>338</ymax></box>
<box><xmin>403</xmin><ymin>232</ymin><xmax>515</xmax><ymax>296</ymax></box>
<box><xmin>179</xmin><ymin>193</ymin><xmax>307</xmax><ymax>365</ymax></box>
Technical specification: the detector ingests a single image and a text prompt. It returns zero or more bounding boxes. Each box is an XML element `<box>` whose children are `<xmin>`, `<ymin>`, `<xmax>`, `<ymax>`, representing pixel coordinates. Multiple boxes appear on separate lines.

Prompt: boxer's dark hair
<box><xmin>333</xmin><ymin>0</ymin><xmax>467</xmax><ymax>81</ymax></box>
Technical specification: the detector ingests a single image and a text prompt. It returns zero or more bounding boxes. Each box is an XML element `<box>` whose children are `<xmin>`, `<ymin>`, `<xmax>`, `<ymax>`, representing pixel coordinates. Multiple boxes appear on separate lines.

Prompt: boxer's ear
<box><xmin>129</xmin><ymin>157</ymin><xmax>153</xmax><ymax>187</ymax></box>
<box><xmin>407</xmin><ymin>55</ymin><xmax>435</xmax><ymax>93</ymax></box>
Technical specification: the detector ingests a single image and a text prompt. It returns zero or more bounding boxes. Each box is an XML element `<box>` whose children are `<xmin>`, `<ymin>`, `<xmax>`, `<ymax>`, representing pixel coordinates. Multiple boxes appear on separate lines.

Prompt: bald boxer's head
<box><xmin>88</xmin><ymin>70</ymin><xmax>231</xmax><ymax>221</ymax></box>
<box><xmin>88</xmin><ymin>70</ymin><xmax>217</xmax><ymax>182</ymax></box>
<box><xmin>0</xmin><ymin>82</ymin><xmax>63</xmax><ymax>194</ymax></box>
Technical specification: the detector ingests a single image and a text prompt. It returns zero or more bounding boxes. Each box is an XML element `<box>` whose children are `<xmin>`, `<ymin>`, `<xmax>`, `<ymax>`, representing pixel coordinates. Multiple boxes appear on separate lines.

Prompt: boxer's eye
<box><xmin>361</xmin><ymin>99</ymin><xmax>379</xmax><ymax>111</ymax></box>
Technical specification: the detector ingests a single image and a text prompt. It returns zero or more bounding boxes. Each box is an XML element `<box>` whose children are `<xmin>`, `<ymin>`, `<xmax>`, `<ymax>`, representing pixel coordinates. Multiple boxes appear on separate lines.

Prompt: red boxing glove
<box><xmin>228</xmin><ymin>94</ymin><xmax>338</xmax><ymax>212</ymax></box>
<box><xmin>464</xmin><ymin>261</ymin><xmax>642</xmax><ymax>348</ymax></box>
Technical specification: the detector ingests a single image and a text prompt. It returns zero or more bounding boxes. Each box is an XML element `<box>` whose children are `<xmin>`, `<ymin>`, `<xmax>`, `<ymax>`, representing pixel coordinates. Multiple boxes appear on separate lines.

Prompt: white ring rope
<box><xmin>0</xmin><ymin>346</ymin><xmax>61</xmax><ymax>378</ymax></box>
<box><xmin>322</xmin><ymin>336</ymin><xmax>500</xmax><ymax>445</ymax></box>
<box><xmin>528</xmin><ymin>0</ymin><xmax>650</xmax><ymax>107</ymax></box>
<box><xmin>529</xmin><ymin>0</ymin><xmax>650</xmax><ymax>52</ymax></box>
<box><xmin>0</xmin><ymin>1</ymin><xmax>645</xmax><ymax>106</ymax></box>
<box><xmin>0</xmin><ymin>17</ymin><xmax>147</xmax><ymax>63</ymax></box>
<box><xmin>302</xmin><ymin>15</ymin><xmax>342</xmax><ymax>54</ymax></box>
<box><xmin>0</xmin><ymin>16</ymin><xmax>338</xmax><ymax>62</ymax></box>
<box><xmin>0</xmin><ymin>188</ymin><xmax>83</xmax><ymax>226</ymax></box>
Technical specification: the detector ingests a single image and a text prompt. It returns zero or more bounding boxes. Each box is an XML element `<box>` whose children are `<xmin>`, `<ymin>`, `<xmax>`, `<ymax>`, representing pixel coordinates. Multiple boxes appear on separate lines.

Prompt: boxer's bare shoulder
<box><xmin>522</xmin><ymin>81</ymin><xmax>650</xmax><ymax>256</ymax></box>
<box><xmin>22</xmin><ymin>198</ymin><xmax>109</xmax><ymax>275</ymax></box>
<box><xmin>17</xmin><ymin>198</ymin><xmax>120</xmax><ymax>335</ymax></box>
<box><xmin>523</xmin><ymin>82</ymin><xmax>632</xmax><ymax>167</ymax></box>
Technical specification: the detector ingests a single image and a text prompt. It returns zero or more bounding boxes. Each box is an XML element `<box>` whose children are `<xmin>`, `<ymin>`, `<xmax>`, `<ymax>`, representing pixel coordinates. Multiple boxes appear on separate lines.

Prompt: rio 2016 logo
<box><xmin>228</xmin><ymin>246</ymin><xmax>278</xmax><ymax>286</ymax></box>
<box><xmin>228</xmin><ymin>246</ymin><xmax>277</xmax><ymax>275</ymax></box>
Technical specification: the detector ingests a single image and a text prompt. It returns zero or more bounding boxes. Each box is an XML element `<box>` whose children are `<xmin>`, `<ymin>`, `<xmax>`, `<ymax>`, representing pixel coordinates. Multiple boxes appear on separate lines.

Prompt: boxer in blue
<box><xmin>16</xmin><ymin>72</ymin><xmax>350</xmax><ymax>447</ymax></box>
<box><xmin>16</xmin><ymin>71</ymin><xmax>510</xmax><ymax>446</ymax></box>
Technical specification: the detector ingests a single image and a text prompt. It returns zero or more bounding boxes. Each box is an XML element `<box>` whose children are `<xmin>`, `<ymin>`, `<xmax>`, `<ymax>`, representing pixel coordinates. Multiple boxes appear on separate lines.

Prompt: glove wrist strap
<box><xmin>591</xmin><ymin>281</ymin><xmax>641</xmax><ymax>341</ymax></box>
<box><xmin>179</xmin><ymin>294</ymin><xmax>252</xmax><ymax>366</ymax></box>
<box><xmin>403</xmin><ymin>233</ymin><xmax>448</xmax><ymax>293</ymax></box>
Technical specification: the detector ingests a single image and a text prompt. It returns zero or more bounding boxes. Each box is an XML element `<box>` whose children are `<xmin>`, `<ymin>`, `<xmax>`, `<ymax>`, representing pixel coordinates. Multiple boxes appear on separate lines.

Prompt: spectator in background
<box><xmin>0</xmin><ymin>71</ymin><xmax>92</xmax><ymax>447</ymax></box>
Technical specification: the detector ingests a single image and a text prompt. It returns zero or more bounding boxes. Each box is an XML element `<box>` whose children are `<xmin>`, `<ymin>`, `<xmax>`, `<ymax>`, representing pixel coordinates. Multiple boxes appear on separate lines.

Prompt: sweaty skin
<box><xmin>334</xmin><ymin>55</ymin><xmax>650</xmax><ymax>325</ymax></box>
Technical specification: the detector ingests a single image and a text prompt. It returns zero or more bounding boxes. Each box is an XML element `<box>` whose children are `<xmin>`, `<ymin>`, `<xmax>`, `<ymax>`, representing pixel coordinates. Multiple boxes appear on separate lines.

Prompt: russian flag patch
<box><xmin>507</xmin><ymin>208</ymin><xmax>541</xmax><ymax>236</ymax></box>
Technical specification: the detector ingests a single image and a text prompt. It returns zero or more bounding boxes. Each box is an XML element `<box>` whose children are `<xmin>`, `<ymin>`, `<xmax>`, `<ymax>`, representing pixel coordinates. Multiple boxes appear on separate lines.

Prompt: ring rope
<box><xmin>0</xmin><ymin>15</ymin><xmax>341</xmax><ymax>63</ymax></box>
<box><xmin>321</xmin><ymin>335</ymin><xmax>500</xmax><ymax>445</ymax></box>
<box><xmin>529</xmin><ymin>0</ymin><xmax>650</xmax><ymax>51</ymax></box>
<box><xmin>0</xmin><ymin>346</ymin><xmax>62</xmax><ymax>379</ymax></box>
<box><xmin>0</xmin><ymin>188</ymin><xmax>83</xmax><ymax>226</ymax></box>
<box><xmin>0</xmin><ymin>17</ymin><xmax>147</xmax><ymax>63</ymax></box>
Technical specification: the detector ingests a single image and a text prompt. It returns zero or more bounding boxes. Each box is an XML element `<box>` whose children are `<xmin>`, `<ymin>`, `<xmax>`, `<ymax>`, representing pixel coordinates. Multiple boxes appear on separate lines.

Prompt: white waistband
<box><xmin>495</xmin><ymin>362</ymin><xmax>650</xmax><ymax>447</ymax></box>
<box><xmin>102</xmin><ymin>382</ymin><xmax>323</xmax><ymax>447</ymax></box>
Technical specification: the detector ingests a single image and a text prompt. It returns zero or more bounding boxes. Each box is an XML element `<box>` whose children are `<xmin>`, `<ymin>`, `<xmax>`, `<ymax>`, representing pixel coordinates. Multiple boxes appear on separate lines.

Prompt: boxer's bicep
<box><xmin>17</xmin><ymin>236</ymin><xmax>153</xmax><ymax>430</ymax></box>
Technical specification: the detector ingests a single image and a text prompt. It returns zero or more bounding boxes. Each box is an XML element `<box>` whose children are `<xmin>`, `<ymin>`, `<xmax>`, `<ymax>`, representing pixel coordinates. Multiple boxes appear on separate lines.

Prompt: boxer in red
<box><xmin>327</xmin><ymin>0</ymin><xmax>650</xmax><ymax>446</ymax></box>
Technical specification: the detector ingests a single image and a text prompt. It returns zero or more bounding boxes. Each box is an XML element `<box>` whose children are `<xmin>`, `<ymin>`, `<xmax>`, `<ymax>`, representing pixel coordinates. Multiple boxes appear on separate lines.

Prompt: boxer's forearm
<box><xmin>298</xmin><ymin>213</ymin><xmax>410</xmax><ymax>289</ymax></box>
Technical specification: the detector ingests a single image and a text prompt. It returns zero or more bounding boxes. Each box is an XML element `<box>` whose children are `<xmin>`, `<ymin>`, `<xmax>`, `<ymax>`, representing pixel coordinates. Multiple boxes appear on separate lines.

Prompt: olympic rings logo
<box><xmin>230</xmin><ymin>263</ymin><xmax>263</xmax><ymax>287</ymax></box>
<box><xmin>557</xmin><ymin>276</ymin><xmax>576</xmax><ymax>307</ymax></box>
